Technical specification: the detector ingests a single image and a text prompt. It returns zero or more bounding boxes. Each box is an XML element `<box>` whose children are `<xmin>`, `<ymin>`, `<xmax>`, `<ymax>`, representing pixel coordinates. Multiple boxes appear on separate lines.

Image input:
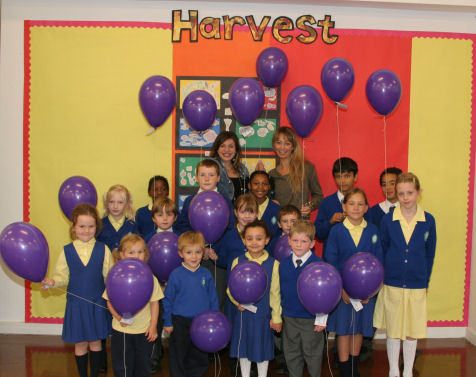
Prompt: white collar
<box><xmin>378</xmin><ymin>199</ymin><xmax>399</xmax><ymax>214</ymax></box>
<box><xmin>292</xmin><ymin>250</ymin><xmax>312</xmax><ymax>267</ymax></box>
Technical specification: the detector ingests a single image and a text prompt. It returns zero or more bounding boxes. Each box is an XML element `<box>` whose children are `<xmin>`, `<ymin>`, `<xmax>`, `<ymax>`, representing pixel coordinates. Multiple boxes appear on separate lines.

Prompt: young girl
<box><xmin>228</xmin><ymin>220</ymin><xmax>282</xmax><ymax>377</ymax></box>
<box><xmin>135</xmin><ymin>175</ymin><xmax>169</xmax><ymax>236</ymax></box>
<box><xmin>103</xmin><ymin>234</ymin><xmax>163</xmax><ymax>377</ymax></box>
<box><xmin>97</xmin><ymin>184</ymin><xmax>138</xmax><ymax>251</ymax></box>
<box><xmin>41</xmin><ymin>203</ymin><xmax>113</xmax><ymax>377</ymax></box>
<box><xmin>374</xmin><ymin>173</ymin><xmax>436</xmax><ymax>377</ymax></box>
<box><xmin>248</xmin><ymin>170</ymin><xmax>281</xmax><ymax>238</ymax></box>
<box><xmin>325</xmin><ymin>188</ymin><xmax>383</xmax><ymax>377</ymax></box>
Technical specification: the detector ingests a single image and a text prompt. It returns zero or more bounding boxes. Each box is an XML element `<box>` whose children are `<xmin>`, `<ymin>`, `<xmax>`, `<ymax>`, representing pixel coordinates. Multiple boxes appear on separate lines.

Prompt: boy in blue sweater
<box><xmin>314</xmin><ymin>157</ymin><xmax>358</xmax><ymax>260</ymax></box>
<box><xmin>279</xmin><ymin>220</ymin><xmax>325</xmax><ymax>377</ymax></box>
<box><xmin>163</xmin><ymin>231</ymin><xmax>219</xmax><ymax>377</ymax></box>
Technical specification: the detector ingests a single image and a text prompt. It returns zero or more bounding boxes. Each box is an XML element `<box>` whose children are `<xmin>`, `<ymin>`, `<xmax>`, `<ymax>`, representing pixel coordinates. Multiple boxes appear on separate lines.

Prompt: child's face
<box><xmin>120</xmin><ymin>242</ymin><xmax>146</xmax><ymax>261</ymax></box>
<box><xmin>235</xmin><ymin>206</ymin><xmax>257</xmax><ymax>230</ymax></box>
<box><xmin>288</xmin><ymin>232</ymin><xmax>315</xmax><ymax>258</ymax></box>
<box><xmin>248</xmin><ymin>174</ymin><xmax>270</xmax><ymax>203</ymax></box>
<box><xmin>107</xmin><ymin>191</ymin><xmax>126</xmax><ymax>220</ymax></box>
<box><xmin>333</xmin><ymin>171</ymin><xmax>357</xmax><ymax>195</ymax></box>
<box><xmin>179</xmin><ymin>244</ymin><xmax>203</xmax><ymax>270</ymax></box>
<box><xmin>243</xmin><ymin>226</ymin><xmax>269</xmax><ymax>257</ymax></box>
<box><xmin>153</xmin><ymin>208</ymin><xmax>177</xmax><ymax>231</ymax></box>
<box><xmin>396</xmin><ymin>182</ymin><xmax>421</xmax><ymax>211</ymax></box>
<box><xmin>273</xmin><ymin>134</ymin><xmax>293</xmax><ymax>160</ymax></box>
<box><xmin>217</xmin><ymin>138</ymin><xmax>236</xmax><ymax>163</ymax></box>
<box><xmin>278</xmin><ymin>213</ymin><xmax>299</xmax><ymax>234</ymax></box>
<box><xmin>73</xmin><ymin>215</ymin><xmax>96</xmax><ymax>242</ymax></box>
<box><xmin>380</xmin><ymin>173</ymin><xmax>398</xmax><ymax>203</ymax></box>
<box><xmin>149</xmin><ymin>180</ymin><xmax>169</xmax><ymax>201</ymax></box>
<box><xmin>196</xmin><ymin>166</ymin><xmax>220</xmax><ymax>191</ymax></box>
<box><xmin>342</xmin><ymin>192</ymin><xmax>368</xmax><ymax>225</ymax></box>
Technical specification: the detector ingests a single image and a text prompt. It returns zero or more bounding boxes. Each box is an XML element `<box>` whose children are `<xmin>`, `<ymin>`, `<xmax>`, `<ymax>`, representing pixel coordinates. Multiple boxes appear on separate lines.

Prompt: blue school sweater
<box><xmin>135</xmin><ymin>205</ymin><xmax>154</xmax><ymax>237</ymax></box>
<box><xmin>314</xmin><ymin>192</ymin><xmax>342</xmax><ymax>259</ymax></box>
<box><xmin>97</xmin><ymin>217</ymin><xmax>138</xmax><ymax>251</ymax></box>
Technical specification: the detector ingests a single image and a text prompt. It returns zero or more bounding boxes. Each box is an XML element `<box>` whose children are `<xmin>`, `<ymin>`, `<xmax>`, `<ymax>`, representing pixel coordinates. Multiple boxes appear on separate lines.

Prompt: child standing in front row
<box><xmin>41</xmin><ymin>204</ymin><xmax>113</xmax><ymax>377</ymax></box>
<box><xmin>279</xmin><ymin>220</ymin><xmax>325</xmax><ymax>377</ymax></box>
<box><xmin>325</xmin><ymin>188</ymin><xmax>383</xmax><ymax>377</ymax></box>
<box><xmin>374</xmin><ymin>173</ymin><xmax>436</xmax><ymax>377</ymax></box>
<box><xmin>103</xmin><ymin>234</ymin><xmax>163</xmax><ymax>377</ymax></box>
<box><xmin>228</xmin><ymin>220</ymin><xmax>282</xmax><ymax>377</ymax></box>
<box><xmin>163</xmin><ymin>231</ymin><xmax>219</xmax><ymax>377</ymax></box>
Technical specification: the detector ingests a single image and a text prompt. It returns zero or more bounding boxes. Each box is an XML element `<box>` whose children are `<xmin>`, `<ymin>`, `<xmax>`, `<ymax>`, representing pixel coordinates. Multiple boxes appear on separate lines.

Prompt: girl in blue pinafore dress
<box><xmin>325</xmin><ymin>188</ymin><xmax>383</xmax><ymax>377</ymax></box>
<box><xmin>42</xmin><ymin>203</ymin><xmax>112</xmax><ymax>377</ymax></box>
<box><xmin>227</xmin><ymin>220</ymin><xmax>282</xmax><ymax>377</ymax></box>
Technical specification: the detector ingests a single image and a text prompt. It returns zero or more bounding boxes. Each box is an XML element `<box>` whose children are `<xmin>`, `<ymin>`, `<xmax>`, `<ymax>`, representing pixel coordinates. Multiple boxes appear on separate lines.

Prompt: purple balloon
<box><xmin>229</xmin><ymin>78</ymin><xmax>265</xmax><ymax>126</ymax></box>
<box><xmin>342</xmin><ymin>252</ymin><xmax>384</xmax><ymax>300</ymax></box>
<box><xmin>228</xmin><ymin>260</ymin><xmax>268</xmax><ymax>305</ymax></box>
<box><xmin>188</xmin><ymin>191</ymin><xmax>230</xmax><ymax>244</ymax></box>
<box><xmin>58</xmin><ymin>176</ymin><xmax>97</xmax><ymax>220</ymax></box>
<box><xmin>273</xmin><ymin>234</ymin><xmax>292</xmax><ymax>262</ymax></box>
<box><xmin>183</xmin><ymin>90</ymin><xmax>217</xmax><ymax>132</ymax></box>
<box><xmin>321</xmin><ymin>57</ymin><xmax>355</xmax><ymax>102</ymax></box>
<box><xmin>147</xmin><ymin>232</ymin><xmax>181</xmax><ymax>282</ymax></box>
<box><xmin>0</xmin><ymin>222</ymin><xmax>49</xmax><ymax>282</ymax></box>
<box><xmin>286</xmin><ymin>85</ymin><xmax>323</xmax><ymax>138</ymax></box>
<box><xmin>256</xmin><ymin>47</ymin><xmax>288</xmax><ymax>88</ymax></box>
<box><xmin>366</xmin><ymin>69</ymin><xmax>402</xmax><ymax>116</ymax></box>
<box><xmin>106</xmin><ymin>258</ymin><xmax>154</xmax><ymax>319</ymax></box>
<box><xmin>139</xmin><ymin>75</ymin><xmax>176</xmax><ymax>129</ymax></box>
<box><xmin>297</xmin><ymin>262</ymin><xmax>342</xmax><ymax>315</ymax></box>
<box><xmin>190</xmin><ymin>310</ymin><xmax>232</xmax><ymax>353</ymax></box>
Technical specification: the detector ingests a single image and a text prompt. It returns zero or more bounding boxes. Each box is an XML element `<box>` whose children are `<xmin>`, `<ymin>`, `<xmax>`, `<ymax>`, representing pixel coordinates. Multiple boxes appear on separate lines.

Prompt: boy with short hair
<box><xmin>163</xmin><ymin>231</ymin><xmax>219</xmax><ymax>377</ymax></box>
<box><xmin>279</xmin><ymin>220</ymin><xmax>325</xmax><ymax>377</ymax></box>
<box><xmin>144</xmin><ymin>197</ymin><xmax>179</xmax><ymax>243</ymax></box>
<box><xmin>314</xmin><ymin>157</ymin><xmax>358</xmax><ymax>259</ymax></box>
<box><xmin>269</xmin><ymin>205</ymin><xmax>301</xmax><ymax>257</ymax></box>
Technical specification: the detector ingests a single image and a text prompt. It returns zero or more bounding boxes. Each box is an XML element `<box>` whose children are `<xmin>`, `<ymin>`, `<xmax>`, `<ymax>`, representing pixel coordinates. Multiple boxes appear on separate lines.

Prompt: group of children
<box><xmin>40</xmin><ymin>155</ymin><xmax>436</xmax><ymax>377</ymax></box>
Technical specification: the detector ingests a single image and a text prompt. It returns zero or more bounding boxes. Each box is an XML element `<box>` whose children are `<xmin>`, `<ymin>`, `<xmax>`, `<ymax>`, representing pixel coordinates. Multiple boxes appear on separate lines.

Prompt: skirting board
<box><xmin>466</xmin><ymin>327</ymin><xmax>476</xmax><ymax>345</ymax></box>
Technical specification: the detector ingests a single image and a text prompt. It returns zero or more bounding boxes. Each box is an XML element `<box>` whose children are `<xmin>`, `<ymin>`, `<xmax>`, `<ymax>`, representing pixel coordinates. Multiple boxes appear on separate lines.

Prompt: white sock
<box><xmin>239</xmin><ymin>358</ymin><xmax>252</xmax><ymax>377</ymax></box>
<box><xmin>402</xmin><ymin>339</ymin><xmax>417</xmax><ymax>377</ymax></box>
<box><xmin>257</xmin><ymin>360</ymin><xmax>269</xmax><ymax>377</ymax></box>
<box><xmin>387</xmin><ymin>338</ymin><xmax>401</xmax><ymax>377</ymax></box>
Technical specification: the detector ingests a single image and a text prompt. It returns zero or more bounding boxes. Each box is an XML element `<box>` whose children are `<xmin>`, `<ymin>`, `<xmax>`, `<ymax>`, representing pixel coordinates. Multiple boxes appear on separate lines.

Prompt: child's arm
<box><xmin>162</xmin><ymin>274</ymin><xmax>176</xmax><ymax>333</ymax></box>
<box><xmin>102</xmin><ymin>245</ymin><xmax>113</xmax><ymax>282</ymax></box>
<box><xmin>41</xmin><ymin>250</ymin><xmax>69</xmax><ymax>289</ymax></box>
<box><xmin>269</xmin><ymin>260</ymin><xmax>282</xmax><ymax>332</ymax></box>
<box><xmin>106</xmin><ymin>300</ymin><xmax>127</xmax><ymax>326</ymax></box>
<box><xmin>425</xmin><ymin>215</ymin><xmax>437</xmax><ymax>286</ymax></box>
<box><xmin>226</xmin><ymin>257</ymin><xmax>242</xmax><ymax>308</ymax></box>
<box><xmin>145</xmin><ymin>301</ymin><xmax>159</xmax><ymax>342</ymax></box>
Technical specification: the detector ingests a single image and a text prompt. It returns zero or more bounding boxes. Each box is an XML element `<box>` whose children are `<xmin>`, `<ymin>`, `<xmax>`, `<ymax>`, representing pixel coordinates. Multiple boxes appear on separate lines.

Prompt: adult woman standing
<box><xmin>268</xmin><ymin>127</ymin><xmax>323</xmax><ymax>218</ymax></box>
<box><xmin>209</xmin><ymin>131</ymin><xmax>249</xmax><ymax>202</ymax></box>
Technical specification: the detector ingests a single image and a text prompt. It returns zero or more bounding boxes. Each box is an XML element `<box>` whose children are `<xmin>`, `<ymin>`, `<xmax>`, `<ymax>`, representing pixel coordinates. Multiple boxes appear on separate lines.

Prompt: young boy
<box><xmin>366</xmin><ymin>167</ymin><xmax>402</xmax><ymax>226</ymax></box>
<box><xmin>144</xmin><ymin>197</ymin><xmax>179</xmax><ymax>243</ymax></box>
<box><xmin>314</xmin><ymin>157</ymin><xmax>358</xmax><ymax>260</ymax></box>
<box><xmin>163</xmin><ymin>231</ymin><xmax>219</xmax><ymax>377</ymax></box>
<box><xmin>279</xmin><ymin>220</ymin><xmax>325</xmax><ymax>377</ymax></box>
<box><xmin>269</xmin><ymin>205</ymin><xmax>301</xmax><ymax>257</ymax></box>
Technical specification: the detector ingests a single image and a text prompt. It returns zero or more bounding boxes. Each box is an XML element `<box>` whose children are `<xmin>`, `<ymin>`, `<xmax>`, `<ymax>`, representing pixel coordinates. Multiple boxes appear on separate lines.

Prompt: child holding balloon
<box><xmin>163</xmin><ymin>231</ymin><xmax>219</xmax><ymax>377</ymax></box>
<box><xmin>41</xmin><ymin>203</ymin><xmax>113</xmax><ymax>377</ymax></box>
<box><xmin>374</xmin><ymin>173</ymin><xmax>436</xmax><ymax>377</ymax></box>
<box><xmin>228</xmin><ymin>219</ymin><xmax>282</xmax><ymax>377</ymax></box>
<box><xmin>325</xmin><ymin>188</ymin><xmax>383</xmax><ymax>377</ymax></box>
<box><xmin>103</xmin><ymin>234</ymin><xmax>162</xmax><ymax>377</ymax></box>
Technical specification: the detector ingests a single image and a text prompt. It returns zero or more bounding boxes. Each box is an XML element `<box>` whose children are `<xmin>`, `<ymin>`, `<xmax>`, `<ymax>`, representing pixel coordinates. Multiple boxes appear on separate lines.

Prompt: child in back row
<box><xmin>374</xmin><ymin>172</ymin><xmax>436</xmax><ymax>377</ymax></box>
<box><xmin>315</xmin><ymin>157</ymin><xmax>358</xmax><ymax>259</ymax></box>
<box><xmin>41</xmin><ymin>204</ymin><xmax>113</xmax><ymax>377</ymax></box>
<box><xmin>163</xmin><ymin>231</ymin><xmax>219</xmax><ymax>377</ymax></box>
<box><xmin>325</xmin><ymin>188</ymin><xmax>383</xmax><ymax>377</ymax></box>
<box><xmin>228</xmin><ymin>220</ymin><xmax>282</xmax><ymax>377</ymax></box>
<box><xmin>136</xmin><ymin>176</ymin><xmax>169</xmax><ymax>237</ymax></box>
<box><xmin>103</xmin><ymin>234</ymin><xmax>163</xmax><ymax>377</ymax></box>
<box><xmin>144</xmin><ymin>197</ymin><xmax>179</xmax><ymax>243</ymax></box>
<box><xmin>269</xmin><ymin>204</ymin><xmax>300</xmax><ymax>258</ymax></box>
<box><xmin>279</xmin><ymin>220</ymin><xmax>325</xmax><ymax>377</ymax></box>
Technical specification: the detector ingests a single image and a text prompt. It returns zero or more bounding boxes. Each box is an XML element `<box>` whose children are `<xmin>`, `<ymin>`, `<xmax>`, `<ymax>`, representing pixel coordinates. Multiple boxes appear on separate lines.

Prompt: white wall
<box><xmin>1</xmin><ymin>0</ymin><xmax>475</xmax><ymax>336</ymax></box>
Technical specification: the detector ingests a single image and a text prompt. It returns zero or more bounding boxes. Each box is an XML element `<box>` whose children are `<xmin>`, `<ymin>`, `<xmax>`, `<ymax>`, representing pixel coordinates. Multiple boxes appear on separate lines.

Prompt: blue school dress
<box><xmin>325</xmin><ymin>221</ymin><xmax>383</xmax><ymax>337</ymax></box>
<box><xmin>97</xmin><ymin>216</ymin><xmax>138</xmax><ymax>251</ymax></box>
<box><xmin>229</xmin><ymin>254</ymin><xmax>275</xmax><ymax>362</ymax></box>
<box><xmin>62</xmin><ymin>242</ymin><xmax>112</xmax><ymax>343</ymax></box>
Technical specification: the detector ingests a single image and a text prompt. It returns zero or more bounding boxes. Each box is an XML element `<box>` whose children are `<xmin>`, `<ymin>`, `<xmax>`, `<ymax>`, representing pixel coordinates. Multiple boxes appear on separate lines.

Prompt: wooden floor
<box><xmin>0</xmin><ymin>335</ymin><xmax>475</xmax><ymax>377</ymax></box>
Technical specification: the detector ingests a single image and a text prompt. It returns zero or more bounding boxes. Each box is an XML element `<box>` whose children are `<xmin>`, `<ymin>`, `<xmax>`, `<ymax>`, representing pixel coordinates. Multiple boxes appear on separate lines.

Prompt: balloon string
<box><xmin>123</xmin><ymin>331</ymin><xmax>127</xmax><ymax>377</ymax></box>
<box><xmin>351</xmin><ymin>309</ymin><xmax>355</xmax><ymax>377</ymax></box>
<box><xmin>336</xmin><ymin>105</ymin><xmax>343</xmax><ymax>193</ymax></box>
<box><xmin>301</xmin><ymin>138</ymin><xmax>305</xmax><ymax>212</ymax></box>
<box><xmin>235</xmin><ymin>311</ymin><xmax>243</xmax><ymax>377</ymax></box>
<box><xmin>48</xmin><ymin>287</ymin><xmax>108</xmax><ymax>310</ymax></box>
<box><xmin>324</xmin><ymin>331</ymin><xmax>335</xmax><ymax>377</ymax></box>
<box><xmin>383</xmin><ymin>116</ymin><xmax>388</xmax><ymax>199</ymax></box>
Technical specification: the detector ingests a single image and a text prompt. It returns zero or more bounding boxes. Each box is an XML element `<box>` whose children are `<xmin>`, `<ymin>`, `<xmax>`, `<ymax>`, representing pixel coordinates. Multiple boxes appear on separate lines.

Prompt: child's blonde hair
<box><xmin>396</xmin><ymin>172</ymin><xmax>421</xmax><ymax>191</ymax></box>
<box><xmin>112</xmin><ymin>234</ymin><xmax>150</xmax><ymax>263</ymax></box>
<box><xmin>178</xmin><ymin>231</ymin><xmax>206</xmax><ymax>252</ymax></box>
<box><xmin>343</xmin><ymin>187</ymin><xmax>368</xmax><ymax>205</ymax></box>
<box><xmin>103</xmin><ymin>184</ymin><xmax>135</xmax><ymax>219</ymax></box>
<box><xmin>70</xmin><ymin>203</ymin><xmax>102</xmax><ymax>240</ymax></box>
<box><xmin>289</xmin><ymin>219</ymin><xmax>315</xmax><ymax>240</ymax></box>
<box><xmin>152</xmin><ymin>197</ymin><xmax>178</xmax><ymax>217</ymax></box>
<box><xmin>234</xmin><ymin>193</ymin><xmax>258</xmax><ymax>213</ymax></box>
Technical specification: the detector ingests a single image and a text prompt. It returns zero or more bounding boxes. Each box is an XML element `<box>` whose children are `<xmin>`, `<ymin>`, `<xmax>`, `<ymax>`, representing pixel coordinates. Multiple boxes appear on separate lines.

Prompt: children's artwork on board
<box><xmin>242</xmin><ymin>157</ymin><xmax>276</xmax><ymax>173</ymax></box>
<box><xmin>179</xmin><ymin>79</ymin><xmax>221</xmax><ymax>109</ymax></box>
<box><xmin>237</xmin><ymin>118</ymin><xmax>276</xmax><ymax>149</ymax></box>
<box><xmin>178</xmin><ymin>118</ymin><xmax>220</xmax><ymax>148</ymax></box>
<box><xmin>178</xmin><ymin>194</ymin><xmax>191</xmax><ymax>212</ymax></box>
<box><xmin>177</xmin><ymin>156</ymin><xmax>203</xmax><ymax>187</ymax></box>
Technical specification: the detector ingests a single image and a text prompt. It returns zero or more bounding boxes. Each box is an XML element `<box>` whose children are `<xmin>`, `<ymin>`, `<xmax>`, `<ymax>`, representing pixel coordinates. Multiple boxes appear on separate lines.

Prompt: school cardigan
<box><xmin>135</xmin><ymin>204</ymin><xmax>154</xmax><ymax>237</ymax></box>
<box><xmin>314</xmin><ymin>192</ymin><xmax>342</xmax><ymax>259</ymax></box>
<box><xmin>97</xmin><ymin>216</ymin><xmax>138</xmax><ymax>251</ymax></box>
<box><xmin>380</xmin><ymin>210</ymin><xmax>436</xmax><ymax>289</ymax></box>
